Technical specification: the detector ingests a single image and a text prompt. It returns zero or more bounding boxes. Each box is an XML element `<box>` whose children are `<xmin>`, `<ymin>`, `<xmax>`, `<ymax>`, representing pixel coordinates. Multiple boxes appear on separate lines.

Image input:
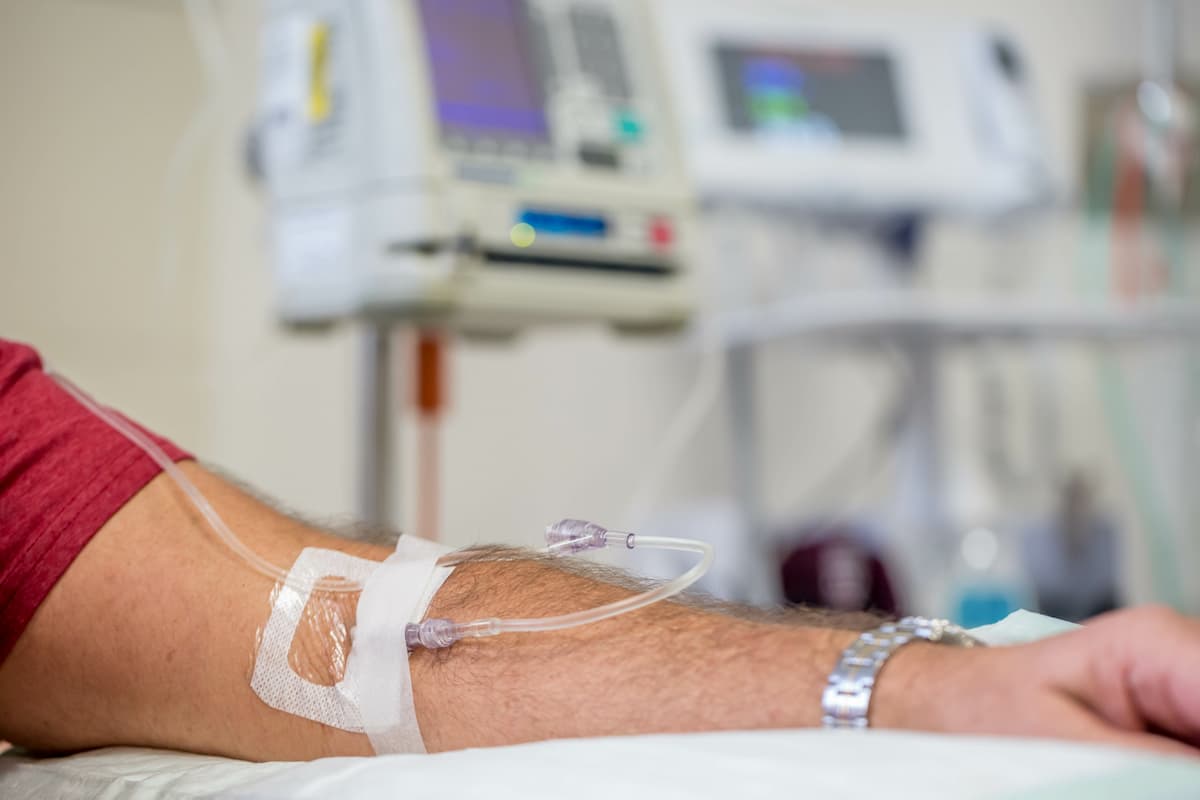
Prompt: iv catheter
<box><xmin>48</xmin><ymin>371</ymin><xmax>715</xmax><ymax>646</ymax></box>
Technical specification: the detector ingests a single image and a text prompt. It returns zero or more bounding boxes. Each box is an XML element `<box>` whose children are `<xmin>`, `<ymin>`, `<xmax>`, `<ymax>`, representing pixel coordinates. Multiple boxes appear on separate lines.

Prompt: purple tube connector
<box><xmin>406</xmin><ymin>618</ymin><xmax>459</xmax><ymax>651</ymax></box>
<box><xmin>544</xmin><ymin>519</ymin><xmax>609</xmax><ymax>554</ymax></box>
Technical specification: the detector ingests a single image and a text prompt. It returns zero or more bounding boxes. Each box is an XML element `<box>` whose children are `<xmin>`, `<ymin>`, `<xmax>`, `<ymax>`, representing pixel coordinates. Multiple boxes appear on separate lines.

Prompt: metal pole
<box><xmin>727</xmin><ymin>343</ymin><xmax>781</xmax><ymax>606</ymax></box>
<box><xmin>357</xmin><ymin>322</ymin><xmax>394</xmax><ymax>526</ymax></box>
<box><xmin>890</xmin><ymin>334</ymin><xmax>949</xmax><ymax>614</ymax></box>
<box><xmin>1143</xmin><ymin>0</ymin><xmax>1178</xmax><ymax>87</ymax></box>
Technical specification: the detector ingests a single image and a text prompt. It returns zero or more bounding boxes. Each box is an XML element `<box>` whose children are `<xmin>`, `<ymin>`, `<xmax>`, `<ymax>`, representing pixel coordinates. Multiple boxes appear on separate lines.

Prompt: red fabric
<box><xmin>0</xmin><ymin>339</ymin><xmax>191</xmax><ymax>665</ymax></box>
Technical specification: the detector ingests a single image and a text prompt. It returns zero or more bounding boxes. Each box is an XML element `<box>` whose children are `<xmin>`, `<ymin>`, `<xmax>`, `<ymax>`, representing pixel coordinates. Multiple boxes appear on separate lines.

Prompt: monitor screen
<box><xmin>417</xmin><ymin>0</ymin><xmax>550</xmax><ymax>145</ymax></box>
<box><xmin>714</xmin><ymin>45</ymin><xmax>906</xmax><ymax>142</ymax></box>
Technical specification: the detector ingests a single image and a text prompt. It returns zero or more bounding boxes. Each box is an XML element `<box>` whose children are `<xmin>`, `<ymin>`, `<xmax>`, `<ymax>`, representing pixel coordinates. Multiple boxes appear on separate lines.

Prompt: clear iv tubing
<box><xmin>48</xmin><ymin>372</ymin><xmax>716</xmax><ymax>637</ymax></box>
<box><xmin>407</xmin><ymin>521</ymin><xmax>715</xmax><ymax>649</ymax></box>
<box><xmin>46</xmin><ymin>369</ymin><xmax>324</xmax><ymax>590</ymax></box>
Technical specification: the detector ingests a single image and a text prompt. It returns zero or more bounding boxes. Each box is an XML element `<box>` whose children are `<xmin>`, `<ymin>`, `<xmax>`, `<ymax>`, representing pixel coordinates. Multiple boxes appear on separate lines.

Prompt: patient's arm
<box><xmin>1</xmin><ymin>463</ymin><xmax>1199</xmax><ymax>761</ymax></box>
<box><xmin>0</xmin><ymin>463</ymin><xmax>382</xmax><ymax>761</ymax></box>
<box><xmin>0</xmin><ymin>462</ymin><xmax>865</xmax><ymax>760</ymax></box>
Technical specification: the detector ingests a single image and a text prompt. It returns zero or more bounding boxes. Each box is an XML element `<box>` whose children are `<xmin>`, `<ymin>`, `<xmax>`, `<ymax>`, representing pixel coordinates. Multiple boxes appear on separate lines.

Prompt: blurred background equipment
<box><xmin>255</xmin><ymin>0</ymin><xmax>693</xmax><ymax>332</ymax></box>
<box><xmin>3</xmin><ymin>0</ymin><xmax>1199</xmax><ymax>626</ymax></box>
<box><xmin>252</xmin><ymin>0</ymin><xmax>697</xmax><ymax>530</ymax></box>
<box><xmin>779</xmin><ymin>523</ymin><xmax>900</xmax><ymax>615</ymax></box>
<box><xmin>1075</xmin><ymin>0</ymin><xmax>1197</xmax><ymax>612</ymax></box>
<box><xmin>1020</xmin><ymin>473</ymin><xmax>1121</xmax><ymax>623</ymax></box>
<box><xmin>946</xmin><ymin>522</ymin><xmax>1034</xmax><ymax>629</ymax></box>
<box><xmin>643</xmin><ymin>0</ymin><xmax>1197</xmax><ymax>622</ymax></box>
<box><xmin>655</xmin><ymin>0</ymin><xmax>1053</xmax><ymax>217</ymax></box>
<box><xmin>653</xmin><ymin>0</ymin><xmax>1059</xmax><ymax>612</ymax></box>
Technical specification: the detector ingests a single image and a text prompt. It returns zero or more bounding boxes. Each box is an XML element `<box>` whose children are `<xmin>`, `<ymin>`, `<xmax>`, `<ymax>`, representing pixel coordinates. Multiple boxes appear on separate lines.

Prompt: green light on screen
<box><xmin>510</xmin><ymin>222</ymin><xmax>537</xmax><ymax>248</ymax></box>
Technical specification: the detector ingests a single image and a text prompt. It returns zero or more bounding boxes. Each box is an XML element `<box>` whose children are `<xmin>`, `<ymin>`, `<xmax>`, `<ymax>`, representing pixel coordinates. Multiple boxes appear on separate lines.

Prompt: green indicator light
<box><xmin>615</xmin><ymin>110</ymin><xmax>645</xmax><ymax>142</ymax></box>
<box><xmin>510</xmin><ymin>222</ymin><xmax>537</xmax><ymax>248</ymax></box>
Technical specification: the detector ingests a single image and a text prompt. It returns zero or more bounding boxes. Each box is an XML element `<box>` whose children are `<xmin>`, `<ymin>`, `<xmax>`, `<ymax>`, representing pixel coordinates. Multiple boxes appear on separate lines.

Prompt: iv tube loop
<box><xmin>406</xmin><ymin>524</ymin><xmax>715</xmax><ymax>650</ymax></box>
<box><xmin>482</xmin><ymin>535</ymin><xmax>712</xmax><ymax>634</ymax></box>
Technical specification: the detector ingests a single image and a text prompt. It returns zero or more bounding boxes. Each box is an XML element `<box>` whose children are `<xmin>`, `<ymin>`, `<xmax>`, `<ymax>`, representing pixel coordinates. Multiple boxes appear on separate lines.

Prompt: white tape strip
<box><xmin>345</xmin><ymin>535</ymin><xmax>454</xmax><ymax>754</ymax></box>
<box><xmin>250</xmin><ymin>548</ymin><xmax>379</xmax><ymax>731</ymax></box>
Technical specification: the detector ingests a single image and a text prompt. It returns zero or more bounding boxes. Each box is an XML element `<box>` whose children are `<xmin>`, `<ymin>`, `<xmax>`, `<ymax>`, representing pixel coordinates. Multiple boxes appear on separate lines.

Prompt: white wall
<box><xmin>3</xmin><ymin>0</ymin><xmax>1197</xmax><ymax>610</ymax></box>
<box><xmin>0</xmin><ymin>0</ymin><xmax>211</xmax><ymax>447</ymax></box>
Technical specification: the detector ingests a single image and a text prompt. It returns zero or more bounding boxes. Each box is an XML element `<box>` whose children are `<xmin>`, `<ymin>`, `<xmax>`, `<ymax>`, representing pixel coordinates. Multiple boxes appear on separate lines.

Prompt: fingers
<box><xmin>1051</xmin><ymin>607</ymin><xmax>1200</xmax><ymax>748</ymax></box>
<box><xmin>1124</xmin><ymin>610</ymin><xmax>1200</xmax><ymax>747</ymax></box>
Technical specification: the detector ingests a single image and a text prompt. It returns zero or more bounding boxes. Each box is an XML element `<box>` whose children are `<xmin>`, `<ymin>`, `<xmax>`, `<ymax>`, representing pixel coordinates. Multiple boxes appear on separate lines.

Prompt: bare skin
<box><xmin>0</xmin><ymin>463</ymin><xmax>1198</xmax><ymax>761</ymax></box>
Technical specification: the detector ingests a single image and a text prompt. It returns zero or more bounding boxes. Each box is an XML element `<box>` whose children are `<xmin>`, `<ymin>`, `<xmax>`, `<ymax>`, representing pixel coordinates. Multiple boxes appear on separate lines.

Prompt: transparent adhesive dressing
<box><xmin>51</xmin><ymin>372</ymin><xmax>714</xmax><ymax>649</ymax></box>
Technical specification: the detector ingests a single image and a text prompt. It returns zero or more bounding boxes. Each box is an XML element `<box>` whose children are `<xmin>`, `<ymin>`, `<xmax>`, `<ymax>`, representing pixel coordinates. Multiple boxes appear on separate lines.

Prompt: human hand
<box><xmin>873</xmin><ymin>606</ymin><xmax>1200</xmax><ymax>757</ymax></box>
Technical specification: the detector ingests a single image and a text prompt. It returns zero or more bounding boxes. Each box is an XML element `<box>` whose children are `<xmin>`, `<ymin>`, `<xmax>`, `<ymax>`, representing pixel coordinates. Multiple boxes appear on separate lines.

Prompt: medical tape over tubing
<box><xmin>250</xmin><ymin>536</ymin><xmax>454</xmax><ymax>752</ymax></box>
<box><xmin>346</xmin><ymin>535</ymin><xmax>454</xmax><ymax>754</ymax></box>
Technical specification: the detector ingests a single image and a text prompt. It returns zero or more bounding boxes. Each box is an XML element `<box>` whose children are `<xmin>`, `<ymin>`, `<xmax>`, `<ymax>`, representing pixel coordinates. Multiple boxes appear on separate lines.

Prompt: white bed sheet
<box><xmin>4</xmin><ymin>729</ymin><xmax>1200</xmax><ymax>800</ymax></box>
<box><xmin>2</xmin><ymin>611</ymin><xmax>1198</xmax><ymax>800</ymax></box>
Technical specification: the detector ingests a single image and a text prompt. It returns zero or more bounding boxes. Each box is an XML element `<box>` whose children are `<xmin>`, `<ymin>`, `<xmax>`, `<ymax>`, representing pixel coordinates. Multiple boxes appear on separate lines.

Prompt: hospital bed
<box><xmin>3</xmin><ymin>612</ymin><xmax>1199</xmax><ymax>800</ymax></box>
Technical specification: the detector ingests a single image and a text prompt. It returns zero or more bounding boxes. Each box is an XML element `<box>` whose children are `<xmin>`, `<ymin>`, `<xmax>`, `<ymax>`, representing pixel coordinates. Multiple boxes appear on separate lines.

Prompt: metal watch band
<box><xmin>821</xmin><ymin>616</ymin><xmax>984</xmax><ymax>730</ymax></box>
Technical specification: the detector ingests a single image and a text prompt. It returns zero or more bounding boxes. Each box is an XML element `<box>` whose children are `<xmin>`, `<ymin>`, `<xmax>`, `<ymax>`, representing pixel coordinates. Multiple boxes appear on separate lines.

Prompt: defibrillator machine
<box><xmin>257</xmin><ymin>0</ymin><xmax>694</xmax><ymax>332</ymax></box>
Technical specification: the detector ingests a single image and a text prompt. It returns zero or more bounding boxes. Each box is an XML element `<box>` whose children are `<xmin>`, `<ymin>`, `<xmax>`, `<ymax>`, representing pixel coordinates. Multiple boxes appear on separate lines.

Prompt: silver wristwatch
<box><xmin>821</xmin><ymin>616</ymin><xmax>984</xmax><ymax>729</ymax></box>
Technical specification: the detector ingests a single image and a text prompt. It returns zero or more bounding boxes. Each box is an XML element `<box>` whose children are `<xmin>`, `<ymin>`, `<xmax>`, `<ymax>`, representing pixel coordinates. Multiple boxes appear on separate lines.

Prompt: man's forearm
<box><xmin>411</xmin><ymin>556</ymin><xmax>871</xmax><ymax>751</ymax></box>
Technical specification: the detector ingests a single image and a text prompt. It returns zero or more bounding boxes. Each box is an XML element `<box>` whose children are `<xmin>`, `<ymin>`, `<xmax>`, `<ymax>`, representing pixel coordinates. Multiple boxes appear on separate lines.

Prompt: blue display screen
<box><xmin>417</xmin><ymin>0</ymin><xmax>550</xmax><ymax>144</ymax></box>
<box><xmin>519</xmin><ymin>209</ymin><xmax>609</xmax><ymax>237</ymax></box>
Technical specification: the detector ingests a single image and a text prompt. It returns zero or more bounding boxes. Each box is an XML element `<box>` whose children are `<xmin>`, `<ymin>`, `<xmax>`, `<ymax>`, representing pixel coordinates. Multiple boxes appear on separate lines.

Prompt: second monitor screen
<box><xmin>715</xmin><ymin>44</ymin><xmax>907</xmax><ymax>142</ymax></box>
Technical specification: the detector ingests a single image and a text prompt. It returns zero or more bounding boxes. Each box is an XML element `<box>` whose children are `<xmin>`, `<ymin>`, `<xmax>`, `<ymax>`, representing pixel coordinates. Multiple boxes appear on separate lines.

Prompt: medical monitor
<box><xmin>258</xmin><ymin>0</ymin><xmax>694</xmax><ymax>332</ymax></box>
<box><xmin>715</xmin><ymin>46</ymin><xmax>906</xmax><ymax>142</ymax></box>
<box><xmin>653</xmin><ymin>0</ymin><xmax>1054</xmax><ymax>217</ymax></box>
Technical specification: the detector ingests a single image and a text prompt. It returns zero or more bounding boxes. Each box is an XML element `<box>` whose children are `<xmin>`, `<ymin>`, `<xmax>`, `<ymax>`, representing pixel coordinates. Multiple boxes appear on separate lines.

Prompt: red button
<box><xmin>649</xmin><ymin>217</ymin><xmax>675</xmax><ymax>249</ymax></box>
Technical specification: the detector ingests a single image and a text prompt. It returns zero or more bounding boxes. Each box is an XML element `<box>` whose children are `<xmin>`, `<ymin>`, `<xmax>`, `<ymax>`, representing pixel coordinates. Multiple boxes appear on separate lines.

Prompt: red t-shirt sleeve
<box><xmin>0</xmin><ymin>339</ymin><xmax>192</xmax><ymax>665</ymax></box>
